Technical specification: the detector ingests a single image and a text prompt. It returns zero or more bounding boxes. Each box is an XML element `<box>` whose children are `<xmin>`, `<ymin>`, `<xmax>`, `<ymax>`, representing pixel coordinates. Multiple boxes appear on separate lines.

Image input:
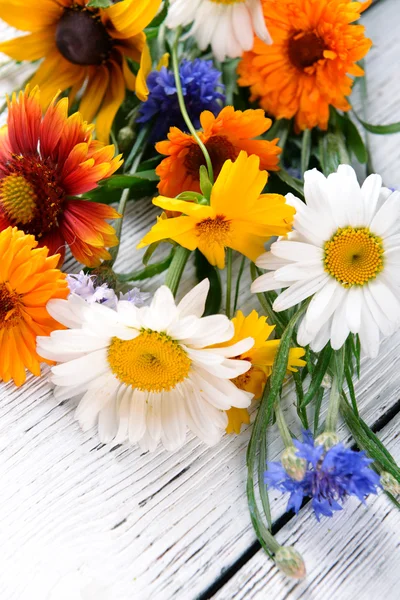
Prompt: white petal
<box><xmin>248</xmin><ymin>0</ymin><xmax>272</xmax><ymax>44</ymax></box>
<box><xmin>363</xmin><ymin>285</ymin><xmax>397</xmax><ymax>336</ymax></box>
<box><xmin>146</xmin><ymin>393</ymin><xmax>162</xmax><ymax>441</ymax></box>
<box><xmin>50</xmin><ymin>349</ymin><xmax>109</xmax><ymax>387</ymax></box>
<box><xmin>370</xmin><ymin>191</ymin><xmax>400</xmax><ymax>237</ymax></box>
<box><xmin>358</xmin><ymin>303</ymin><xmax>380</xmax><ymax>358</ymax></box>
<box><xmin>116</xmin><ymin>301</ymin><xmax>141</xmax><ymax>328</ymax></box>
<box><xmin>271</xmin><ymin>240</ymin><xmax>323</xmax><ymax>263</ymax></box>
<box><xmin>330</xmin><ymin>300</ymin><xmax>350</xmax><ymax>350</ymax></box>
<box><xmin>303</xmin><ymin>169</ymin><xmax>331</xmax><ymax>213</ymax></box>
<box><xmin>304</xmin><ymin>279</ymin><xmax>345</xmax><ymax>331</ymax></box>
<box><xmin>368</xmin><ymin>278</ymin><xmax>400</xmax><ymax>325</ymax></box>
<box><xmin>251</xmin><ymin>272</ymin><xmax>285</xmax><ymax>293</ymax></box>
<box><xmin>273</xmin><ymin>274</ymin><xmax>329</xmax><ymax>312</ymax></box>
<box><xmin>361</xmin><ymin>173</ymin><xmax>382</xmax><ymax>225</ymax></box>
<box><xmin>113</xmin><ymin>386</ymin><xmax>132</xmax><ymax>444</ymax></box>
<box><xmin>309</xmin><ymin>317</ymin><xmax>333</xmax><ymax>353</ymax></box>
<box><xmin>208</xmin><ymin>337</ymin><xmax>254</xmax><ymax>358</ymax></box>
<box><xmin>161</xmin><ymin>388</ymin><xmax>186</xmax><ymax>448</ymax></box>
<box><xmin>129</xmin><ymin>390</ymin><xmax>147</xmax><ymax>443</ymax></box>
<box><xmin>182</xmin><ymin>315</ymin><xmax>234</xmax><ymax>347</ymax></box>
<box><xmin>345</xmin><ymin>286</ymin><xmax>363</xmax><ymax>334</ymax></box>
<box><xmin>46</xmin><ymin>296</ymin><xmax>87</xmax><ymax>329</ymax></box>
<box><xmin>274</xmin><ymin>261</ymin><xmax>324</xmax><ymax>282</ymax></box>
<box><xmin>191</xmin><ymin>369</ymin><xmax>252</xmax><ymax>410</ymax></box>
<box><xmin>98</xmin><ymin>395</ymin><xmax>119</xmax><ymax>443</ymax></box>
<box><xmin>143</xmin><ymin>285</ymin><xmax>178</xmax><ymax>331</ymax></box>
<box><xmin>256</xmin><ymin>251</ymin><xmax>291</xmax><ymax>270</ymax></box>
<box><xmin>232</xmin><ymin>4</ymin><xmax>253</xmax><ymax>51</ymax></box>
<box><xmin>177</xmin><ymin>279</ymin><xmax>209</xmax><ymax>318</ymax></box>
<box><xmin>75</xmin><ymin>373</ymin><xmax>119</xmax><ymax>431</ymax></box>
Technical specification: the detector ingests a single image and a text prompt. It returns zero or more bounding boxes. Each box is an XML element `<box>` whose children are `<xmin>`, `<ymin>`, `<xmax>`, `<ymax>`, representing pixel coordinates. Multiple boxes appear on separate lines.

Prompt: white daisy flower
<box><xmin>251</xmin><ymin>165</ymin><xmax>400</xmax><ymax>358</ymax></box>
<box><xmin>166</xmin><ymin>0</ymin><xmax>272</xmax><ymax>62</ymax></box>
<box><xmin>37</xmin><ymin>280</ymin><xmax>254</xmax><ymax>452</ymax></box>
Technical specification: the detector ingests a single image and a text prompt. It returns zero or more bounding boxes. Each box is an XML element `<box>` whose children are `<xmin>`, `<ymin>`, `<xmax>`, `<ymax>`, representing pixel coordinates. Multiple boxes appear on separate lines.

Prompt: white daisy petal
<box><xmin>309</xmin><ymin>317</ymin><xmax>333</xmax><ymax>353</ymax></box>
<box><xmin>182</xmin><ymin>314</ymin><xmax>234</xmax><ymax>347</ymax></box>
<box><xmin>361</xmin><ymin>173</ymin><xmax>382</xmax><ymax>225</ymax></box>
<box><xmin>129</xmin><ymin>390</ymin><xmax>147</xmax><ymax>443</ymax></box>
<box><xmin>75</xmin><ymin>373</ymin><xmax>119</xmax><ymax>431</ymax></box>
<box><xmin>256</xmin><ymin>251</ymin><xmax>292</xmax><ymax>270</ymax></box>
<box><xmin>273</xmin><ymin>274</ymin><xmax>329</xmax><ymax>312</ymax></box>
<box><xmin>271</xmin><ymin>240</ymin><xmax>324</xmax><ymax>263</ymax></box>
<box><xmin>251</xmin><ymin>272</ymin><xmax>285</xmax><ymax>293</ymax></box>
<box><xmin>345</xmin><ymin>285</ymin><xmax>363</xmax><ymax>334</ymax></box>
<box><xmin>370</xmin><ymin>190</ymin><xmax>400</xmax><ymax>237</ymax></box>
<box><xmin>358</xmin><ymin>303</ymin><xmax>380</xmax><ymax>359</ymax></box>
<box><xmin>50</xmin><ymin>349</ymin><xmax>109</xmax><ymax>387</ymax></box>
<box><xmin>330</xmin><ymin>301</ymin><xmax>350</xmax><ymax>350</ymax></box>
<box><xmin>143</xmin><ymin>285</ymin><xmax>179</xmax><ymax>331</ymax></box>
<box><xmin>274</xmin><ymin>260</ymin><xmax>324</xmax><ymax>282</ymax></box>
<box><xmin>161</xmin><ymin>388</ymin><xmax>187</xmax><ymax>448</ymax></box>
<box><xmin>177</xmin><ymin>279</ymin><xmax>209</xmax><ymax>318</ymax></box>
<box><xmin>207</xmin><ymin>337</ymin><xmax>254</xmax><ymax>358</ymax></box>
<box><xmin>46</xmin><ymin>296</ymin><xmax>88</xmax><ymax>329</ymax></box>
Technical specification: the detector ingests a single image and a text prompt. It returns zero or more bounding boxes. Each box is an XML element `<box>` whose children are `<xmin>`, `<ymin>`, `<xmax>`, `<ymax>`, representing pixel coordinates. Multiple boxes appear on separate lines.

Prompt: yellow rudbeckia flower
<box><xmin>0</xmin><ymin>0</ymin><xmax>161</xmax><ymax>142</ymax></box>
<box><xmin>138</xmin><ymin>151</ymin><xmax>295</xmax><ymax>269</ymax></box>
<box><xmin>219</xmin><ymin>310</ymin><xmax>306</xmax><ymax>434</ymax></box>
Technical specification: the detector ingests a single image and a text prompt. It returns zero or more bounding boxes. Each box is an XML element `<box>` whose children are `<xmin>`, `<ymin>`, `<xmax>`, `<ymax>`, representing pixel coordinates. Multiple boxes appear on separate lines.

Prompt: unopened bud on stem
<box><xmin>281</xmin><ymin>446</ymin><xmax>307</xmax><ymax>481</ymax></box>
<box><xmin>316</xmin><ymin>431</ymin><xmax>339</xmax><ymax>450</ymax></box>
<box><xmin>275</xmin><ymin>546</ymin><xmax>306</xmax><ymax>579</ymax></box>
<box><xmin>381</xmin><ymin>471</ymin><xmax>400</xmax><ymax>496</ymax></box>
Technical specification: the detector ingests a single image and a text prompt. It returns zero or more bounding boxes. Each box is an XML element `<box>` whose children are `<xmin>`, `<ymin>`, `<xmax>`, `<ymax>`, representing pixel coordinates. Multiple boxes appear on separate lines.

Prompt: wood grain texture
<box><xmin>0</xmin><ymin>1</ymin><xmax>400</xmax><ymax>598</ymax></box>
<box><xmin>212</xmin><ymin>414</ymin><xmax>400</xmax><ymax>600</ymax></box>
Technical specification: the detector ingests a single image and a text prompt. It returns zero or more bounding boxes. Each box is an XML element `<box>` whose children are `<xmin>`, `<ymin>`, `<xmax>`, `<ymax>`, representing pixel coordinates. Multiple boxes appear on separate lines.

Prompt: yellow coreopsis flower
<box><xmin>0</xmin><ymin>0</ymin><xmax>161</xmax><ymax>142</ymax></box>
<box><xmin>138</xmin><ymin>151</ymin><xmax>295</xmax><ymax>269</ymax></box>
<box><xmin>216</xmin><ymin>310</ymin><xmax>306</xmax><ymax>434</ymax></box>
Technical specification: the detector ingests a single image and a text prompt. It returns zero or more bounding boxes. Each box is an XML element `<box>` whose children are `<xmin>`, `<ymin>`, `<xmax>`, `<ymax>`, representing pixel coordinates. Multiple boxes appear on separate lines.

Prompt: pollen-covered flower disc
<box><xmin>0</xmin><ymin>227</ymin><xmax>68</xmax><ymax>386</ymax></box>
<box><xmin>166</xmin><ymin>0</ymin><xmax>271</xmax><ymax>62</ymax></box>
<box><xmin>0</xmin><ymin>0</ymin><xmax>162</xmax><ymax>142</ymax></box>
<box><xmin>37</xmin><ymin>280</ymin><xmax>255</xmax><ymax>451</ymax></box>
<box><xmin>0</xmin><ymin>88</ymin><xmax>122</xmax><ymax>267</ymax></box>
<box><xmin>252</xmin><ymin>165</ymin><xmax>400</xmax><ymax>358</ymax></box>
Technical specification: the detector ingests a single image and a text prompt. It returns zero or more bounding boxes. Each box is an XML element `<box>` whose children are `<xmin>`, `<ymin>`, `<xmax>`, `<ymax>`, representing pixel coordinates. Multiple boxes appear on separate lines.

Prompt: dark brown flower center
<box><xmin>0</xmin><ymin>283</ymin><xmax>22</xmax><ymax>329</ymax></box>
<box><xmin>288</xmin><ymin>31</ymin><xmax>325</xmax><ymax>70</ymax></box>
<box><xmin>56</xmin><ymin>7</ymin><xmax>113</xmax><ymax>66</ymax></box>
<box><xmin>184</xmin><ymin>136</ymin><xmax>238</xmax><ymax>181</ymax></box>
<box><xmin>0</xmin><ymin>156</ymin><xmax>65</xmax><ymax>237</ymax></box>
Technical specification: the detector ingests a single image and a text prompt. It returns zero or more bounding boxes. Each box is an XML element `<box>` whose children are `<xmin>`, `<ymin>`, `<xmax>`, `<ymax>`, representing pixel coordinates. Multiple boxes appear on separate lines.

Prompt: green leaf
<box><xmin>275</xmin><ymin>169</ymin><xmax>304</xmax><ymax>197</ymax></box>
<box><xmin>199</xmin><ymin>165</ymin><xmax>213</xmax><ymax>201</ymax></box>
<box><xmin>301</xmin><ymin>345</ymin><xmax>332</xmax><ymax>408</ymax></box>
<box><xmin>87</xmin><ymin>0</ymin><xmax>112</xmax><ymax>7</ymax></box>
<box><xmin>116</xmin><ymin>252</ymin><xmax>173</xmax><ymax>283</ymax></box>
<box><xmin>355</xmin><ymin>114</ymin><xmax>400</xmax><ymax>135</ymax></box>
<box><xmin>319</xmin><ymin>132</ymin><xmax>349</xmax><ymax>176</ymax></box>
<box><xmin>343</xmin><ymin>116</ymin><xmax>368</xmax><ymax>164</ymax></box>
<box><xmin>194</xmin><ymin>249</ymin><xmax>222</xmax><ymax>316</ymax></box>
<box><xmin>101</xmin><ymin>170</ymin><xmax>159</xmax><ymax>188</ymax></box>
<box><xmin>176</xmin><ymin>191</ymin><xmax>203</xmax><ymax>202</ymax></box>
<box><xmin>301</xmin><ymin>129</ymin><xmax>312</xmax><ymax>175</ymax></box>
<box><xmin>142</xmin><ymin>241</ymin><xmax>161</xmax><ymax>266</ymax></box>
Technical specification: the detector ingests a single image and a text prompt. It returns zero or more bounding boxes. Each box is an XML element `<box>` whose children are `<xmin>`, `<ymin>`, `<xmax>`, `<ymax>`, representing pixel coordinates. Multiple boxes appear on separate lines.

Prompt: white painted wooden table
<box><xmin>1</xmin><ymin>1</ymin><xmax>400</xmax><ymax>598</ymax></box>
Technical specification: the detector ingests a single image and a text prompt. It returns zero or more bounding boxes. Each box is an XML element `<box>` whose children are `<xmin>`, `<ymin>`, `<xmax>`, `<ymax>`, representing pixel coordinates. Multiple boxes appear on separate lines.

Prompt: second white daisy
<box><xmin>251</xmin><ymin>165</ymin><xmax>400</xmax><ymax>358</ymax></box>
<box><xmin>37</xmin><ymin>280</ymin><xmax>254</xmax><ymax>452</ymax></box>
<box><xmin>166</xmin><ymin>0</ymin><xmax>272</xmax><ymax>62</ymax></box>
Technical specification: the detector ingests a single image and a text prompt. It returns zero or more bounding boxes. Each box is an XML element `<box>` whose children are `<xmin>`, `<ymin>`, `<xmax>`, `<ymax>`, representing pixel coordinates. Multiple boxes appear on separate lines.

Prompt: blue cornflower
<box><xmin>265</xmin><ymin>430</ymin><xmax>381</xmax><ymax>520</ymax></box>
<box><xmin>137</xmin><ymin>59</ymin><xmax>225</xmax><ymax>142</ymax></box>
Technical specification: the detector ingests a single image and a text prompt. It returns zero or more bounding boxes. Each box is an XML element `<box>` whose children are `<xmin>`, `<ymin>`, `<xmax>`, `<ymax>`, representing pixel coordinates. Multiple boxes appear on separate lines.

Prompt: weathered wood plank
<box><xmin>212</xmin><ymin>414</ymin><xmax>400</xmax><ymax>600</ymax></box>
<box><xmin>0</xmin><ymin>1</ymin><xmax>399</xmax><ymax>598</ymax></box>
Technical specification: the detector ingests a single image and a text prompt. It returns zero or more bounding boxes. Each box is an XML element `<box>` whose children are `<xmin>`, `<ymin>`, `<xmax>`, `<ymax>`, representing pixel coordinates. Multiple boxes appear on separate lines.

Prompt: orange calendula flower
<box><xmin>238</xmin><ymin>0</ymin><xmax>372</xmax><ymax>131</ymax></box>
<box><xmin>155</xmin><ymin>106</ymin><xmax>281</xmax><ymax>198</ymax></box>
<box><xmin>219</xmin><ymin>310</ymin><xmax>306</xmax><ymax>434</ymax></box>
<box><xmin>0</xmin><ymin>87</ymin><xmax>122</xmax><ymax>267</ymax></box>
<box><xmin>0</xmin><ymin>227</ymin><xmax>68</xmax><ymax>386</ymax></box>
<box><xmin>138</xmin><ymin>151</ymin><xmax>294</xmax><ymax>269</ymax></box>
<box><xmin>0</xmin><ymin>0</ymin><xmax>161</xmax><ymax>142</ymax></box>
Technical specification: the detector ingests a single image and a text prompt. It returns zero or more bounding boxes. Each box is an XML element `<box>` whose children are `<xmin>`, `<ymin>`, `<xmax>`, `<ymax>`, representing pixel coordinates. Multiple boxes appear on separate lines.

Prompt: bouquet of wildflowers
<box><xmin>0</xmin><ymin>0</ymin><xmax>399</xmax><ymax>579</ymax></box>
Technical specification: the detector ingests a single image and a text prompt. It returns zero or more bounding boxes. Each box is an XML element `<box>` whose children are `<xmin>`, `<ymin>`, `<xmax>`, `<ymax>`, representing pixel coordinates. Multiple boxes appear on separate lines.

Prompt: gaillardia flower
<box><xmin>252</xmin><ymin>165</ymin><xmax>400</xmax><ymax>358</ymax></box>
<box><xmin>156</xmin><ymin>108</ymin><xmax>281</xmax><ymax>198</ymax></box>
<box><xmin>0</xmin><ymin>227</ymin><xmax>68</xmax><ymax>386</ymax></box>
<box><xmin>0</xmin><ymin>88</ymin><xmax>122</xmax><ymax>267</ymax></box>
<box><xmin>37</xmin><ymin>280</ymin><xmax>255</xmax><ymax>451</ymax></box>
<box><xmin>139</xmin><ymin>151</ymin><xmax>294</xmax><ymax>269</ymax></box>
<box><xmin>166</xmin><ymin>0</ymin><xmax>271</xmax><ymax>62</ymax></box>
<box><xmin>211</xmin><ymin>310</ymin><xmax>305</xmax><ymax>433</ymax></box>
<box><xmin>137</xmin><ymin>59</ymin><xmax>225</xmax><ymax>143</ymax></box>
<box><xmin>265</xmin><ymin>430</ymin><xmax>380</xmax><ymax>520</ymax></box>
<box><xmin>0</xmin><ymin>0</ymin><xmax>162</xmax><ymax>142</ymax></box>
<box><xmin>238</xmin><ymin>0</ymin><xmax>372</xmax><ymax>130</ymax></box>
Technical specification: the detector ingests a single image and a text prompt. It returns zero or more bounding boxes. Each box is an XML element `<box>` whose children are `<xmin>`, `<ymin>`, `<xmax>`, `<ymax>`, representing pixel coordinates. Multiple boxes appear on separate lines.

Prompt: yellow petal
<box><xmin>137</xmin><ymin>216</ymin><xmax>197</xmax><ymax>249</ymax></box>
<box><xmin>135</xmin><ymin>41</ymin><xmax>152</xmax><ymax>101</ymax></box>
<box><xmin>0</xmin><ymin>0</ymin><xmax>62</xmax><ymax>32</ymax></box>
<box><xmin>104</xmin><ymin>0</ymin><xmax>162</xmax><ymax>38</ymax></box>
<box><xmin>95</xmin><ymin>60</ymin><xmax>126</xmax><ymax>144</ymax></box>
<box><xmin>226</xmin><ymin>407</ymin><xmax>250</xmax><ymax>435</ymax></box>
<box><xmin>157</xmin><ymin>53</ymin><xmax>169</xmax><ymax>70</ymax></box>
<box><xmin>0</xmin><ymin>28</ymin><xmax>56</xmax><ymax>61</ymax></box>
<box><xmin>79</xmin><ymin>66</ymin><xmax>110</xmax><ymax>124</ymax></box>
<box><xmin>153</xmin><ymin>196</ymin><xmax>213</xmax><ymax>220</ymax></box>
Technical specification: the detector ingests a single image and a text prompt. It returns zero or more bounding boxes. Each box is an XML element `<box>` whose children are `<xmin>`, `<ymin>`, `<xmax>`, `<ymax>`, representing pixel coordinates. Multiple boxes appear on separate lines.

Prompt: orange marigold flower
<box><xmin>238</xmin><ymin>0</ymin><xmax>372</xmax><ymax>131</ymax></box>
<box><xmin>216</xmin><ymin>310</ymin><xmax>306</xmax><ymax>435</ymax></box>
<box><xmin>0</xmin><ymin>87</ymin><xmax>122</xmax><ymax>267</ymax></box>
<box><xmin>0</xmin><ymin>0</ymin><xmax>161</xmax><ymax>142</ymax></box>
<box><xmin>155</xmin><ymin>106</ymin><xmax>281</xmax><ymax>198</ymax></box>
<box><xmin>0</xmin><ymin>227</ymin><xmax>68</xmax><ymax>386</ymax></box>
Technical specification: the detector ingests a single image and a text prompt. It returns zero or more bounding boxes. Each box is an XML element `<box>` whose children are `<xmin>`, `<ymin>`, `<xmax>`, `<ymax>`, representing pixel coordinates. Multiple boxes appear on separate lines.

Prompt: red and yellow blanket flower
<box><xmin>216</xmin><ymin>310</ymin><xmax>306</xmax><ymax>434</ymax></box>
<box><xmin>0</xmin><ymin>87</ymin><xmax>122</xmax><ymax>267</ymax></box>
<box><xmin>138</xmin><ymin>151</ymin><xmax>294</xmax><ymax>269</ymax></box>
<box><xmin>0</xmin><ymin>227</ymin><xmax>68</xmax><ymax>386</ymax></box>
<box><xmin>0</xmin><ymin>0</ymin><xmax>161</xmax><ymax>142</ymax></box>
<box><xmin>238</xmin><ymin>0</ymin><xmax>372</xmax><ymax>131</ymax></box>
<box><xmin>155</xmin><ymin>106</ymin><xmax>281</xmax><ymax>198</ymax></box>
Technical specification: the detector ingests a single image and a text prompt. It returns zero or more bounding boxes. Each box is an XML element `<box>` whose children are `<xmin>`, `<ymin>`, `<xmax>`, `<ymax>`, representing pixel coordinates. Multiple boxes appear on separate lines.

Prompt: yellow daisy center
<box><xmin>0</xmin><ymin>175</ymin><xmax>37</xmax><ymax>225</ymax></box>
<box><xmin>324</xmin><ymin>227</ymin><xmax>384</xmax><ymax>287</ymax></box>
<box><xmin>195</xmin><ymin>215</ymin><xmax>231</xmax><ymax>246</ymax></box>
<box><xmin>0</xmin><ymin>156</ymin><xmax>65</xmax><ymax>236</ymax></box>
<box><xmin>107</xmin><ymin>330</ymin><xmax>191</xmax><ymax>392</ymax></box>
<box><xmin>288</xmin><ymin>31</ymin><xmax>325</xmax><ymax>70</ymax></box>
<box><xmin>0</xmin><ymin>282</ymin><xmax>22</xmax><ymax>329</ymax></box>
<box><xmin>56</xmin><ymin>7</ymin><xmax>113</xmax><ymax>66</ymax></box>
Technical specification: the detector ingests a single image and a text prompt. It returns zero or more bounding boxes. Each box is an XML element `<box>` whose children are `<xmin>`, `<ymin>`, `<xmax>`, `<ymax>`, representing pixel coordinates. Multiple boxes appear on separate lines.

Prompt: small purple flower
<box><xmin>265</xmin><ymin>431</ymin><xmax>381</xmax><ymax>520</ymax></box>
<box><xmin>137</xmin><ymin>59</ymin><xmax>225</xmax><ymax>142</ymax></box>
<box><xmin>67</xmin><ymin>272</ymin><xmax>150</xmax><ymax>310</ymax></box>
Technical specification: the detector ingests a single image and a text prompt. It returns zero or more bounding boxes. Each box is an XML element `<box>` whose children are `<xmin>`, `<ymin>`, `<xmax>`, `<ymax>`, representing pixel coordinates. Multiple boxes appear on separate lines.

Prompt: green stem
<box><xmin>165</xmin><ymin>246</ymin><xmax>191</xmax><ymax>296</ymax></box>
<box><xmin>226</xmin><ymin>248</ymin><xmax>233</xmax><ymax>318</ymax></box>
<box><xmin>171</xmin><ymin>28</ymin><xmax>214</xmax><ymax>185</ymax></box>
<box><xmin>274</xmin><ymin>398</ymin><xmax>293</xmax><ymax>448</ymax></box>
<box><xmin>233</xmin><ymin>255</ymin><xmax>246</xmax><ymax>314</ymax></box>
<box><xmin>325</xmin><ymin>347</ymin><xmax>345</xmax><ymax>432</ymax></box>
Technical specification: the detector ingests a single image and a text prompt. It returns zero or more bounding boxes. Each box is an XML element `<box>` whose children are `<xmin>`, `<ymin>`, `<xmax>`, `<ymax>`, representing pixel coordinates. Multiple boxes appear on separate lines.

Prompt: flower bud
<box><xmin>275</xmin><ymin>546</ymin><xmax>306</xmax><ymax>579</ymax></box>
<box><xmin>315</xmin><ymin>431</ymin><xmax>339</xmax><ymax>450</ymax></box>
<box><xmin>321</xmin><ymin>373</ymin><xmax>332</xmax><ymax>389</ymax></box>
<box><xmin>381</xmin><ymin>471</ymin><xmax>400</xmax><ymax>496</ymax></box>
<box><xmin>90</xmin><ymin>265</ymin><xmax>118</xmax><ymax>291</ymax></box>
<box><xmin>117</xmin><ymin>126</ymin><xmax>135</xmax><ymax>152</ymax></box>
<box><xmin>281</xmin><ymin>446</ymin><xmax>307</xmax><ymax>481</ymax></box>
